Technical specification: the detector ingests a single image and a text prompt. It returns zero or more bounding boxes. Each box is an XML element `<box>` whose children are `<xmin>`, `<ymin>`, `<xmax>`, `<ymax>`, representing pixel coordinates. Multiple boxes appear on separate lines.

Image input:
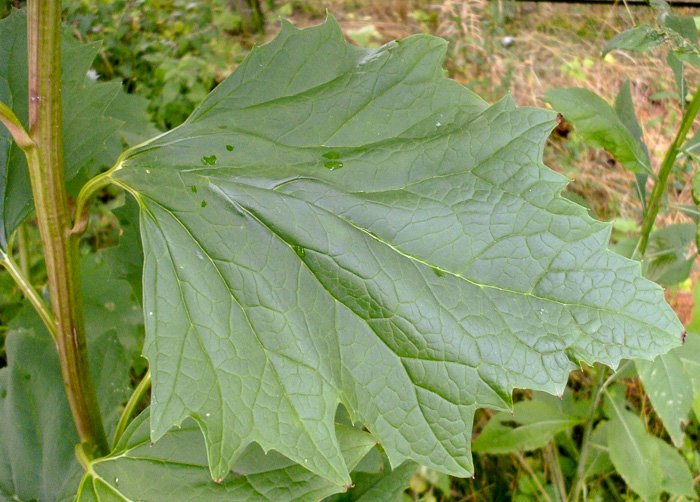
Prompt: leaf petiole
<box><xmin>570</xmin><ymin>364</ymin><xmax>607</xmax><ymax>502</ymax></box>
<box><xmin>0</xmin><ymin>100</ymin><xmax>35</xmax><ymax>150</ymax></box>
<box><xmin>112</xmin><ymin>368</ymin><xmax>151</xmax><ymax>450</ymax></box>
<box><xmin>0</xmin><ymin>239</ymin><xmax>56</xmax><ymax>343</ymax></box>
<box><xmin>70</xmin><ymin>168</ymin><xmax>118</xmax><ymax>237</ymax></box>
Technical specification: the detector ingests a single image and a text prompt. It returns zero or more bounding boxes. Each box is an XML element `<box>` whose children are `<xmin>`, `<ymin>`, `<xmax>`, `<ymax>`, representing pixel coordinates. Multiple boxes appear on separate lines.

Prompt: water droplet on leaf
<box><xmin>293</xmin><ymin>245</ymin><xmax>306</xmax><ymax>258</ymax></box>
<box><xmin>436</xmin><ymin>122</ymin><xmax>442</xmax><ymax>127</ymax></box>
<box><xmin>324</xmin><ymin>161</ymin><xmax>344</xmax><ymax>170</ymax></box>
<box><xmin>433</xmin><ymin>268</ymin><xmax>444</xmax><ymax>277</ymax></box>
<box><xmin>226</xmin><ymin>144</ymin><xmax>234</xmax><ymax>151</ymax></box>
<box><xmin>191</xmin><ymin>185</ymin><xmax>198</xmax><ymax>193</ymax></box>
<box><xmin>322</xmin><ymin>151</ymin><xmax>340</xmax><ymax>159</ymax></box>
<box><xmin>201</xmin><ymin>155</ymin><xmax>217</xmax><ymax>166</ymax></box>
<box><xmin>201</xmin><ymin>200</ymin><xmax>207</xmax><ymax>208</ymax></box>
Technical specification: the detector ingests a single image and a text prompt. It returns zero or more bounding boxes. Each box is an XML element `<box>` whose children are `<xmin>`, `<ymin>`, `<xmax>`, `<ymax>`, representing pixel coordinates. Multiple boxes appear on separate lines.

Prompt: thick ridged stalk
<box><xmin>26</xmin><ymin>0</ymin><xmax>108</xmax><ymax>456</ymax></box>
<box><xmin>636</xmin><ymin>85</ymin><xmax>700</xmax><ymax>258</ymax></box>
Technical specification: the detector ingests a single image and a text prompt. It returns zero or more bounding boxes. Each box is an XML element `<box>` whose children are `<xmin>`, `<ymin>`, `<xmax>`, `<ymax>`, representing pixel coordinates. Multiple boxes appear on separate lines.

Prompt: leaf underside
<box><xmin>111</xmin><ymin>17</ymin><xmax>683</xmax><ymax>484</ymax></box>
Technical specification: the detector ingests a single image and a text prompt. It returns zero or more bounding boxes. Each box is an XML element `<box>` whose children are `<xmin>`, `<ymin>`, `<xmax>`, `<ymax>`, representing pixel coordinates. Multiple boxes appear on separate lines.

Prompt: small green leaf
<box><xmin>678</xmin><ymin>332</ymin><xmax>700</xmax><ymax>391</ymax></box>
<box><xmin>606</xmin><ymin>394</ymin><xmax>663</xmax><ymax>502</ymax></box>
<box><xmin>472</xmin><ymin>400</ymin><xmax>581</xmax><ymax>454</ymax></box>
<box><xmin>544</xmin><ymin>88</ymin><xmax>652</xmax><ymax>174</ymax></box>
<box><xmin>643</xmin><ymin>223</ymin><xmax>696</xmax><ymax>286</ymax></box>
<box><xmin>667</xmin><ymin>52</ymin><xmax>686</xmax><ymax>110</ymax></box>
<box><xmin>75</xmin><ymin>410</ymin><xmax>376</xmax><ymax>501</ymax></box>
<box><xmin>112</xmin><ymin>17</ymin><xmax>682</xmax><ymax>484</ymax></box>
<box><xmin>614</xmin><ymin>80</ymin><xmax>649</xmax><ymax>207</ymax></box>
<box><xmin>583</xmin><ymin>421</ymin><xmax>613</xmax><ymax>479</ymax></box>
<box><xmin>662</xmin><ymin>14</ymin><xmax>700</xmax><ymax>68</ymax></box>
<box><xmin>636</xmin><ymin>350</ymin><xmax>694</xmax><ymax>447</ymax></box>
<box><xmin>656</xmin><ymin>438</ymin><xmax>695</xmax><ymax>498</ymax></box>
<box><xmin>603</xmin><ymin>24</ymin><xmax>665</xmax><ymax>57</ymax></box>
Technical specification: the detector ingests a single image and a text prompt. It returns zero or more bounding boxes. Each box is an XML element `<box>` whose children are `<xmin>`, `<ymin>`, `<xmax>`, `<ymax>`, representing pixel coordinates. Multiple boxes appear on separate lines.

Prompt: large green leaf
<box><xmin>109</xmin><ymin>17</ymin><xmax>683</xmax><ymax>484</ymax></box>
<box><xmin>0</xmin><ymin>8</ymin><xmax>154</xmax><ymax>249</ymax></box>
<box><xmin>76</xmin><ymin>409</ymin><xmax>376</xmax><ymax>501</ymax></box>
<box><xmin>544</xmin><ymin>87</ymin><xmax>652</xmax><ymax>175</ymax></box>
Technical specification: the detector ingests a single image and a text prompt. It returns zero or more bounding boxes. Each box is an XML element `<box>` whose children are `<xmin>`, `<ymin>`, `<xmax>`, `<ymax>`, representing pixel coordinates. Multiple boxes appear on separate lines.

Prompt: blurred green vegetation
<box><xmin>61</xmin><ymin>0</ymin><xmax>265</xmax><ymax>129</ymax></box>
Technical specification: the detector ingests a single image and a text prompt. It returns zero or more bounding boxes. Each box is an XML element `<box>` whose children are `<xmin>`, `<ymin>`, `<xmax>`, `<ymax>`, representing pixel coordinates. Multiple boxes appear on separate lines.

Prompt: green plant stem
<box><xmin>544</xmin><ymin>443</ymin><xmax>567</xmax><ymax>502</ymax></box>
<box><xmin>112</xmin><ymin>368</ymin><xmax>151</xmax><ymax>450</ymax></box>
<box><xmin>70</xmin><ymin>169</ymin><xmax>115</xmax><ymax>236</ymax></box>
<box><xmin>0</xmin><ymin>250</ymin><xmax>56</xmax><ymax>342</ymax></box>
<box><xmin>513</xmin><ymin>451</ymin><xmax>553</xmax><ymax>502</ymax></box>
<box><xmin>17</xmin><ymin>222</ymin><xmax>30</xmax><ymax>279</ymax></box>
<box><xmin>570</xmin><ymin>364</ymin><xmax>607</xmax><ymax>502</ymax></box>
<box><xmin>26</xmin><ymin>0</ymin><xmax>108</xmax><ymax>457</ymax></box>
<box><xmin>636</xmin><ymin>84</ymin><xmax>700</xmax><ymax>258</ymax></box>
<box><xmin>603</xmin><ymin>475</ymin><xmax>625</xmax><ymax>502</ymax></box>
